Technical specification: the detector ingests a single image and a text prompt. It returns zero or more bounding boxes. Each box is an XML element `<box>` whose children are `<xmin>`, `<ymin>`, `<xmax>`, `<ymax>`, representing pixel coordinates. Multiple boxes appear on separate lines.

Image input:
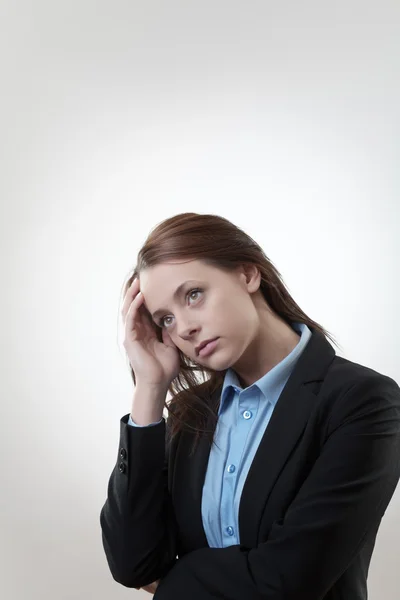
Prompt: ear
<box><xmin>240</xmin><ymin>263</ymin><xmax>261</xmax><ymax>292</ymax></box>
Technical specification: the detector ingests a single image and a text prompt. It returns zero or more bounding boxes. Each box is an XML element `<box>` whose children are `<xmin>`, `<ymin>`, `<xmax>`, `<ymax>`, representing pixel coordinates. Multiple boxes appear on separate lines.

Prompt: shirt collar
<box><xmin>219</xmin><ymin>322</ymin><xmax>312</xmax><ymax>415</ymax></box>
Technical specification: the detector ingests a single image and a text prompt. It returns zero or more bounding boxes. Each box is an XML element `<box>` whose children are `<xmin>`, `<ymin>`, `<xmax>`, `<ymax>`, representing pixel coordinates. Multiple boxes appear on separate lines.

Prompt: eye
<box><xmin>159</xmin><ymin>288</ymin><xmax>203</xmax><ymax>328</ymax></box>
<box><xmin>188</xmin><ymin>288</ymin><xmax>202</xmax><ymax>302</ymax></box>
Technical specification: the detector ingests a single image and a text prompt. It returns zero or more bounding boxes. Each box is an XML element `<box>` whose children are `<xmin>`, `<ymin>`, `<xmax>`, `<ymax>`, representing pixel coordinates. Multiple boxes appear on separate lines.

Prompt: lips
<box><xmin>197</xmin><ymin>337</ymin><xmax>219</xmax><ymax>357</ymax></box>
<box><xmin>196</xmin><ymin>337</ymin><xmax>217</xmax><ymax>355</ymax></box>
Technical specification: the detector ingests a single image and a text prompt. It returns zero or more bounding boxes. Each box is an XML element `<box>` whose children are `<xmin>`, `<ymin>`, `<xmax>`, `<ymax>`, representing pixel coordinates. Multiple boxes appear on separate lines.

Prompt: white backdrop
<box><xmin>1</xmin><ymin>1</ymin><xmax>399</xmax><ymax>598</ymax></box>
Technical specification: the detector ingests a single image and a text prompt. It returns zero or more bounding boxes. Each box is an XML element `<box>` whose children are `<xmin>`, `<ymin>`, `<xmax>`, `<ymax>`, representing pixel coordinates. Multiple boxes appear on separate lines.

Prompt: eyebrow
<box><xmin>150</xmin><ymin>280</ymin><xmax>200</xmax><ymax>320</ymax></box>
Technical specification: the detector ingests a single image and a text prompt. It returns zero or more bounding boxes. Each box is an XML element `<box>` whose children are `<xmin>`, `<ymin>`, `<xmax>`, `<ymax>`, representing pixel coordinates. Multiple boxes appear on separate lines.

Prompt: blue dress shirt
<box><xmin>127</xmin><ymin>321</ymin><xmax>312</xmax><ymax>548</ymax></box>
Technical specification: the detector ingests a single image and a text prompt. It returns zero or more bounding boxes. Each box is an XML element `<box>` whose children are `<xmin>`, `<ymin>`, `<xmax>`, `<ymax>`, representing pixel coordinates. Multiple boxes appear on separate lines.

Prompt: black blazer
<box><xmin>100</xmin><ymin>327</ymin><xmax>400</xmax><ymax>600</ymax></box>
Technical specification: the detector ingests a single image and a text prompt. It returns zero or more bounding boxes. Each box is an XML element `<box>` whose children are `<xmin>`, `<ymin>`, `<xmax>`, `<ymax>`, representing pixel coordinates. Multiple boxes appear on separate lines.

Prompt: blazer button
<box><xmin>118</xmin><ymin>461</ymin><xmax>126</xmax><ymax>473</ymax></box>
<box><xmin>120</xmin><ymin>448</ymin><xmax>127</xmax><ymax>459</ymax></box>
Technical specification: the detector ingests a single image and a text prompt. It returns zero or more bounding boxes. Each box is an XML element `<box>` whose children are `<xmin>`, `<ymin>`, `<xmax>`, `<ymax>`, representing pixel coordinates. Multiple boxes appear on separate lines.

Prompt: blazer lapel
<box><xmin>173</xmin><ymin>327</ymin><xmax>336</xmax><ymax>553</ymax></box>
<box><xmin>239</xmin><ymin>328</ymin><xmax>336</xmax><ymax>547</ymax></box>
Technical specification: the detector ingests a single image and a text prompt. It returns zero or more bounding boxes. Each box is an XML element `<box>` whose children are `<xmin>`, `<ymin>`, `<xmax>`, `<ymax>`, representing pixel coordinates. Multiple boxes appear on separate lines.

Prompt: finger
<box><xmin>124</xmin><ymin>289</ymin><xmax>145</xmax><ymax>337</ymax></box>
<box><xmin>121</xmin><ymin>278</ymin><xmax>140</xmax><ymax>323</ymax></box>
<box><xmin>162</xmin><ymin>327</ymin><xmax>176</xmax><ymax>349</ymax></box>
<box><xmin>140</xmin><ymin>302</ymin><xmax>161</xmax><ymax>335</ymax></box>
<box><xmin>121</xmin><ymin>277</ymin><xmax>140</xmax><ymax>322</ymax></box>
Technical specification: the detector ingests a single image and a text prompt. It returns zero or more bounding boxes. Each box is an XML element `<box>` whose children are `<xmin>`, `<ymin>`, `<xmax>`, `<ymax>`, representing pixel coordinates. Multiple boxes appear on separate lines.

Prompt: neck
<box><xmin>233</xmin><ymin>303</ymin><xmax>301</xmax><ymax>388</ymax></box>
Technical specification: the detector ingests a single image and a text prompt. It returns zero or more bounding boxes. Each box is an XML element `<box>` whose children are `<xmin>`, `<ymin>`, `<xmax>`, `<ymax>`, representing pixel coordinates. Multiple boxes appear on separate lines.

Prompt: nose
<box><xmin>177</xmin><ymin>319</ymin><xmax>199</xmax><ymax>341</ymax></box>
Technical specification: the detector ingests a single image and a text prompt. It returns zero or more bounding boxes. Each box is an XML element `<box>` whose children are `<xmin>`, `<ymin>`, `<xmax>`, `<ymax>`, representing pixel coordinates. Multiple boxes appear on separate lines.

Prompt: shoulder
<box><xmin>319</xmin><ymin>355</ymin><xmax>400</xmax><ymax>431</ymax></box>
<box><xmin>324</xmin><ymin>354</ymin><xmax>399</xmax><ymax>396</ymax></box>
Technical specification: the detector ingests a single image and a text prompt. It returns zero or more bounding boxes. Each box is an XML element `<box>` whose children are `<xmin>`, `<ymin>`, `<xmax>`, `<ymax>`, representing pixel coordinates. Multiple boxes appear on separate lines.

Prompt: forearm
<box><xmin>130</xmin><ymin>382</ymin><xmax>168</xmax><ymax>425</ymax></box>
<box><xmin>100</xmin><ymin>414</ymin><xmax>178</xmax><ymax>588</ymax></box>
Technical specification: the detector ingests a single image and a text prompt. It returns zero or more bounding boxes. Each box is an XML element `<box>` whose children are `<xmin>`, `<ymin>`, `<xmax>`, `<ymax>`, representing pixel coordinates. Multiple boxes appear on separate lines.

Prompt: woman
<box><xmin>100</xmin><ymin>212</ymin><xmax>400</xmax><ymax>599</ymax></box>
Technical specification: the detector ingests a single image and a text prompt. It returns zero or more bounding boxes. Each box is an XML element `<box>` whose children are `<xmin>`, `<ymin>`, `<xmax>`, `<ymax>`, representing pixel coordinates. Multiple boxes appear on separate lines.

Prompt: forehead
<box><xmin>140</xmin><ymin>259</ymin><xmax>222</xmax><ymax>316</ymax></box>
<box><xmin>140</xmin><ymin>259</ymin><xmax>217</xmax><ymax>289</ymax></box>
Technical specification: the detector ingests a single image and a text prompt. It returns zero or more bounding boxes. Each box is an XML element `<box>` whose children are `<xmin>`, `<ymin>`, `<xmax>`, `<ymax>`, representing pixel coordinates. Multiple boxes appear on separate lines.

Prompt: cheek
<box><xmin>224</xmin><ymin>299</ymin><xmax>255</xmax><ymax>331</ymax></box>
<box><xmin>210</xmin><ymin>309</ymin><xmax>238</xmax><ymax>338</ymax></box>
<box><xmin>168</xmin><ymin>333</ymin><xmax>185</xmax><ymax>353</ymax></box>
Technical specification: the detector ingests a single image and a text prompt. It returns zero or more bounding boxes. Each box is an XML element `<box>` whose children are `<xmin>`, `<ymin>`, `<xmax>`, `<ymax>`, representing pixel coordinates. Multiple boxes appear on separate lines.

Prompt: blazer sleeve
<box><xmin>153</xmin><ymin>375</ymin><xmax>400</xmax><ymax>600</ymax></box>
<box><xmin>99</xmin><ymin>413</ymin><xmax>179</xmax><ymax>588</ymax></box>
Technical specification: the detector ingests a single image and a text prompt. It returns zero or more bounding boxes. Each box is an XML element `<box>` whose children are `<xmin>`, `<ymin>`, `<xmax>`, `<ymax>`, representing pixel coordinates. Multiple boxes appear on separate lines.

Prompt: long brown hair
<box><xmin>120</xmin><ymin>212</ymin><xmax>340</xmax><ymax>456</ymax></box>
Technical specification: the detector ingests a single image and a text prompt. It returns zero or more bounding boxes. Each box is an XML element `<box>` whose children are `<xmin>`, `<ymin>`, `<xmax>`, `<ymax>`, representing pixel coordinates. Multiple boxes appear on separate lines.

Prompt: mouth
<box><xmin>197</xmin><ymin>337</ymin><xmax>220</xmax><ymax>358</ymax></box>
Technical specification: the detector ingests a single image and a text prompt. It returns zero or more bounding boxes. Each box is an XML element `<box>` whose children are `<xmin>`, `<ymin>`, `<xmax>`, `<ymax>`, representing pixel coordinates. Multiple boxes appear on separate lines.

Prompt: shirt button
<box><xmin>118</xmin><ymin>461</ymin><xmax>126</xmax><ymax>473</ymax></box>
<box><xmin>243</xmin><ymin>410</ymin><xmax>252</xmax><ymax>419</ymax></box>
<box><xmin>226</xmin><ymin>526</ymin><xmax>234</xmax><ymax>536</ymax></box>
<box><xmin>120</xmin><ymin>448</ymin><xmax>127</xmax><ymax>459</ymax></box>
<box><xmin>227</xmin><ymin>464</ymin><xmax>236</xmax><ymax>473</ymax></box>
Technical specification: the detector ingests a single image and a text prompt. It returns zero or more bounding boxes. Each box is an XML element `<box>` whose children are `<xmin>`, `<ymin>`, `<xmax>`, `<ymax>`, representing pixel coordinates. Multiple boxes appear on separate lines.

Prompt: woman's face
<box><xmin>139</xmin><ymin>258</ymin><xmax>262</xmax><ymax>369</ymax></box>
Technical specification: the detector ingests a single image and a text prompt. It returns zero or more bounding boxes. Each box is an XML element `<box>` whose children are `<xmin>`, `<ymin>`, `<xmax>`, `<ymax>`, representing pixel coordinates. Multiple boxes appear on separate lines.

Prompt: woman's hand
<box><xmin>122</xmin><ymin>277</ymin><xmax>181</xmax><ymax>388</ymax></box>
<box><xmin>135</xmin><ymin>579</ymin><xmax>161</xmax><ymax>594</ymax></box>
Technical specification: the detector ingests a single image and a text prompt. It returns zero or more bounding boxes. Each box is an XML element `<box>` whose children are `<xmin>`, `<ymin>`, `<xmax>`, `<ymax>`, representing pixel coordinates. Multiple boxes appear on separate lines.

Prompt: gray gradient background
<box><xmin>0</xmin><ymin>1</ymin><xmax>399</xmax><ymax>598</ymax></box>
